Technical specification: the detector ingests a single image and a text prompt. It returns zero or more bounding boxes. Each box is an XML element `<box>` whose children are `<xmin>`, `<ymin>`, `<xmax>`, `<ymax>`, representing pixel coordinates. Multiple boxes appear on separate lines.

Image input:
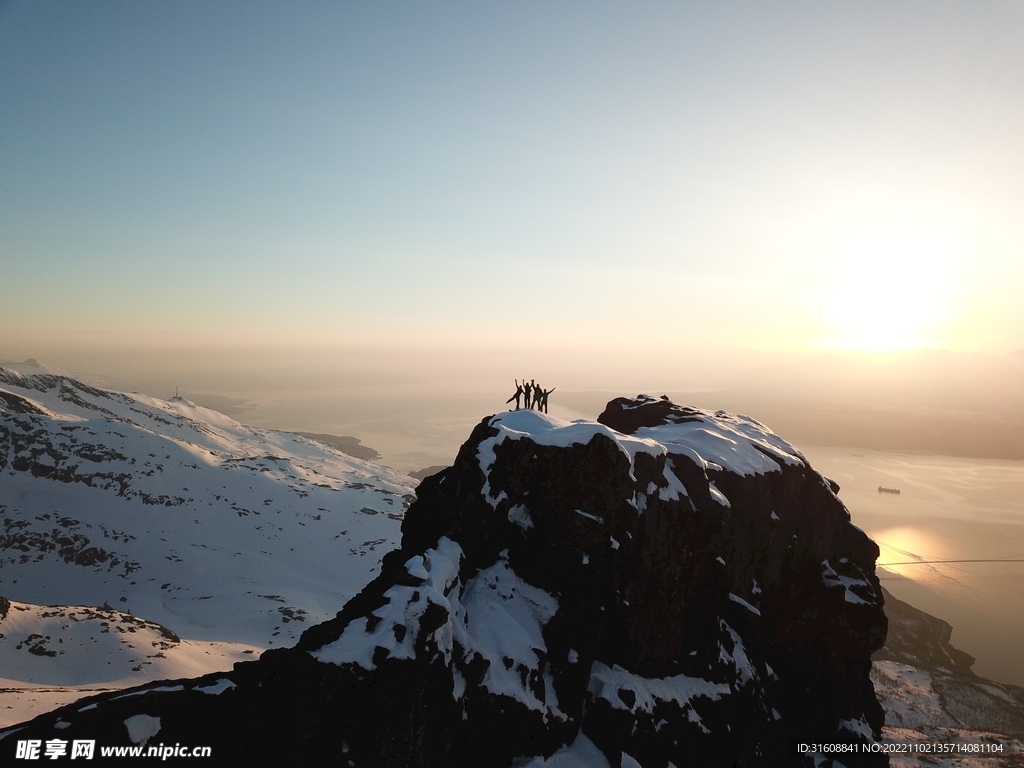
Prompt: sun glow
<box><xmin>816</xmin><ymin>214</ymin><xmax>968</xmax><ymax>352</ymax></box>
<box><xmin>873</xmin><ymin>525</ymin><xmax>951</xmax><ymax>587</ymax></box>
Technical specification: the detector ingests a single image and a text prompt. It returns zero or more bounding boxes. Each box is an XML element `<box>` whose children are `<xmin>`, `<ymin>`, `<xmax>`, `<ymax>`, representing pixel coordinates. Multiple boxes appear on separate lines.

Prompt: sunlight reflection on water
<box><xmin>802</xmin><ymin>446</ymin><xmax>1024</xmax><ymax>686</ymax></box>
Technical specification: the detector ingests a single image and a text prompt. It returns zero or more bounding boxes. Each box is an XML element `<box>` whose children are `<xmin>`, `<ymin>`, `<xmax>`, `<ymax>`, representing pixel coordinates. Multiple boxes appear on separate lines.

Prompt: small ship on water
<box><xmin>878</xmin><ymin>486</ymin><xmax>901</xmax><ymax>495</ymax></box>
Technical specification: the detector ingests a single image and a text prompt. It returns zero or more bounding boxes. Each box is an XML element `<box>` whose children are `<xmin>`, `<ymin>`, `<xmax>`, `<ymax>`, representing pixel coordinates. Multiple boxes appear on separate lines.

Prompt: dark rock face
<box><xmin>592</xmin><ymin>396</ymin><xmax>887</xmax><ymax>763</ymax></box>
<box><xmin>2</xmin><ymin>397</ymin><xmax>887</xmax><ymax>766</ymax></box>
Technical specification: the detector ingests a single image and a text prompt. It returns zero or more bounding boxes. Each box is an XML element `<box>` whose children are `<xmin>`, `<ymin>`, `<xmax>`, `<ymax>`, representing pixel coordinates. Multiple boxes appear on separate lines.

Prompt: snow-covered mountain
<box><xmin>0</xmin><ymin>595</ymin><xmax>260</xmax><ymax>726</ymax></box>
<box><xmin>3</xmin><ymin>396</ymin><xmax>890</xmax><ymax>765</ymax></box>
<box><xmin>0</xmin><ymin>367</ymin><xmax>415</xmax><ymax>719</ymax></box>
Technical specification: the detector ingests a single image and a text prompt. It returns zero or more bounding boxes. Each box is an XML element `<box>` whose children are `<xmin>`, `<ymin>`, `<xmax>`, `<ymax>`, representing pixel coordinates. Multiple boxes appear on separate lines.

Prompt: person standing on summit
<box><xmin>506</xmin><ymin>379</ymin><xmax>524</xmax><ymax>410</ymax></box>
<box><xmin>540</xmin><ymin>386</ymin><xmax>555</xmax><ymax>413</ymax></box>
<box><xmin>523</xmin><ymin>379</ymin><xmax>533</xmax><ymax>410</ymax></box>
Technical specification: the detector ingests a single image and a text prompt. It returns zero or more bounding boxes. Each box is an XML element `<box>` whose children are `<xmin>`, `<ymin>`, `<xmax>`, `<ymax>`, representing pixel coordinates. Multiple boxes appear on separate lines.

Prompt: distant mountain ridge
<box><xmin>0</xmin><ymin>359</ymin><xmax>52</xmax><ymax>381</ymax></box>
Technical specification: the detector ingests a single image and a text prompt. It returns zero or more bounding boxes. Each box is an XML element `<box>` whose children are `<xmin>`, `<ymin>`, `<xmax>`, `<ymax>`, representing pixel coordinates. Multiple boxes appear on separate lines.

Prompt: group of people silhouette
<box><xmin>506</xmin><ymin>379</ymin><xmax>555</xmax><ymax>413</ymax></box>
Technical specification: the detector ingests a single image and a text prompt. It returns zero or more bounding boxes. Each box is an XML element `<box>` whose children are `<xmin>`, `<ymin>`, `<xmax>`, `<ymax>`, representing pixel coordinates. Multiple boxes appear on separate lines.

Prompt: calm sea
<box><xmin>804</xmin><ymin>446</ymin><xmax>1024</xmax><ymax>687</ymax></box>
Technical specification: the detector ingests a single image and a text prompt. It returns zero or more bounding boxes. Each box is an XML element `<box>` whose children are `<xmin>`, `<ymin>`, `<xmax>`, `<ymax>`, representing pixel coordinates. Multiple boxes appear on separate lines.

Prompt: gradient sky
<box><xmin>3</xmin><ymin>1</ymin><xmax>1023</xmax><ymax>368</ymax></box>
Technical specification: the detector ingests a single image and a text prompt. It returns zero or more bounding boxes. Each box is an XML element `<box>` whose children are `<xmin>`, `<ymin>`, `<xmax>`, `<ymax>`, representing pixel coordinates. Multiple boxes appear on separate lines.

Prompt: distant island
<box><xmin>408</xmin><ymin>464</ymin><xmax>448</xmax><ymax>481</ymax></box>
<box><xmin>294</xmin><ymin>432</ymin><xmax>381</xmax><ymax>461</ymax></box>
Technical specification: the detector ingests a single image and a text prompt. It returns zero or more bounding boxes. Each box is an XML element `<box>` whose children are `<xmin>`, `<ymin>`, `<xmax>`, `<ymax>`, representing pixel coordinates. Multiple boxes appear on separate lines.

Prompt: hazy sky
<box><xmin>3</xmin><ymin>1</ymin><xmax>1023</xmax><ymax>369</ymax></box>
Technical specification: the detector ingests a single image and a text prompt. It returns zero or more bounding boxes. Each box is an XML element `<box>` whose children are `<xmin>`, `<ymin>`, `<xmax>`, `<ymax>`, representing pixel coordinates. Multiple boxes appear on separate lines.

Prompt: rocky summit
<box><xmin>1</xmin><ymin>396</ymin><xmax>887</xmax><ymax>766</ymax></box>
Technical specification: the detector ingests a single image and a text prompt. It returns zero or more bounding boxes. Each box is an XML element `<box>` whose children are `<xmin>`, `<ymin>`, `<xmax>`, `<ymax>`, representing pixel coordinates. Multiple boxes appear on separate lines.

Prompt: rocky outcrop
<box><xmin>873</xmin><ymin>587</ymin><xmax>1024</xmax><ymax>743</ymax></box>
<box><xmin>874</xmin><ymin>587</ymin><xmax>976</xmax><ymax>675</ymax></box>
<box><xmin>1</xmin><ymin>397</ymin><xmax>887</xmax><ymax>766</ymax></box>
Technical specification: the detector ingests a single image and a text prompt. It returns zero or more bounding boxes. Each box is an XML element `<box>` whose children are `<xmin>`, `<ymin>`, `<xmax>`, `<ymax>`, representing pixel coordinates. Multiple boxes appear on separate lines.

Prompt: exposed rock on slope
<box><xmin>2</xmin><ymin>397</ymin><xmax>887</xmax><ymax>766</ymax></box>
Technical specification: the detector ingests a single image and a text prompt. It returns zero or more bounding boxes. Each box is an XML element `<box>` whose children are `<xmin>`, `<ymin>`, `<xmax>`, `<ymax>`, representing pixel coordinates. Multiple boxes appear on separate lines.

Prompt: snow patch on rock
<box><xmin>588</xmin><ymin>661</ymin><xmax>730</xmax><ymax>715</ymax></box>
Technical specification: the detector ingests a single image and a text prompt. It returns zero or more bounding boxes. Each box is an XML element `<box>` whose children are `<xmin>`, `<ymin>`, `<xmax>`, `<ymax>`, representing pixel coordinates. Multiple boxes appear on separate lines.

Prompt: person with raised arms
<box><xmin>506</xmin><ymin>379</ymin><xmax>524</xmax><ymax>410</ymax></box>
<box><xmin>540</xmin><ymin>386</ymin><xmax>555</xmax><ymax>413</ymax></box>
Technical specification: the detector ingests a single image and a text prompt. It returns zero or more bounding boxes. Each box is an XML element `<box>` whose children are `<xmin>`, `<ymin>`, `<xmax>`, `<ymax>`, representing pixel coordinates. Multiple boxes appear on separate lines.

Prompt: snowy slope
<box><xmin>0</xmin><ymin>367</ymin><xmax>414</xmax><ymax>651</ymax></box>
<box><xmin>871</xmin><ymin>662</ymin><xmax>1024</xmax><ymax>767</ymax></box>
<box><xmin>0</xmin><ymin>596</ymin><xmax>260</xmax><ymax>726</ymax></box>
<box><xmin>0</xmin><ymin>597</ymin><xmax>259</xmax><ymax>686</ymax></box>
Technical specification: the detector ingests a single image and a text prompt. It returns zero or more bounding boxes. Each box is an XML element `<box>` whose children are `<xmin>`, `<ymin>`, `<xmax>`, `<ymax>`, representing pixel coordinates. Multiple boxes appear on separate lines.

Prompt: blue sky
<box><xmin>3</xmin><ymin>1</ymin><xmax>1023</xmax><ymax>370</ymax></box>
